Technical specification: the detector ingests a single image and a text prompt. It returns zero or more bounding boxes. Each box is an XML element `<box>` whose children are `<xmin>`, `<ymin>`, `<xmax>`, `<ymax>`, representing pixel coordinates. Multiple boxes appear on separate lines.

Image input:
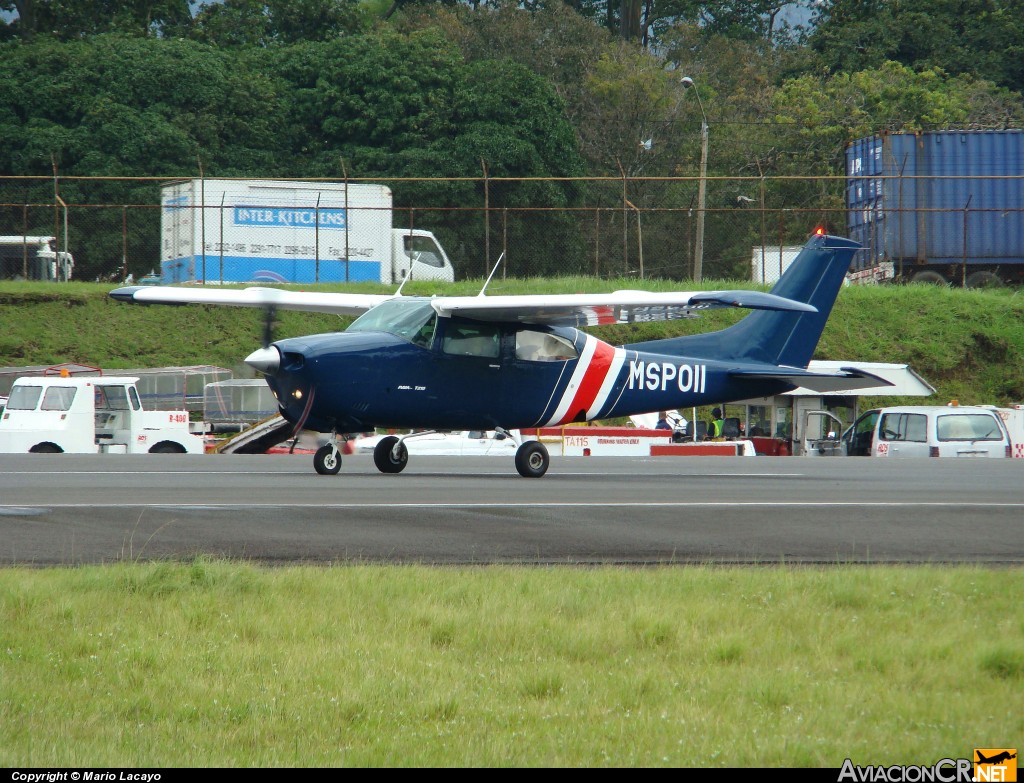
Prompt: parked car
<box><xmin>352</xmin><ymin>430</ymin><xmax>520</xmax><ymax>457</ymax></box>
<box><xmin>841</xmin><ymin>406</ymin><xmax>1012</xmax><ymax>458</ymax></box>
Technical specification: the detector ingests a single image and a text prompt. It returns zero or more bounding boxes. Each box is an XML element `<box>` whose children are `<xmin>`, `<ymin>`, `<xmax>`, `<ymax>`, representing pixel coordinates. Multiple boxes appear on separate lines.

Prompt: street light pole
<box><xmin>681</xmin><ymin>76</ymin><xmax>707</xmax><ymax>283</ymax></box>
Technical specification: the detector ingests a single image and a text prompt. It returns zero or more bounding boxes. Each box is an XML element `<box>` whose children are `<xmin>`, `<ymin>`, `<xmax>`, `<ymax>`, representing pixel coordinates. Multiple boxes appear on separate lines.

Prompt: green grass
<box><xmin>2</xmin><ymin>278</ymin><xmax>1024</xmax><ymax>405</ymax></box>
<box><xmin>1</xmin><ymin>562</ymin><xmax>1020</xmax><ymax>766</ymax></box>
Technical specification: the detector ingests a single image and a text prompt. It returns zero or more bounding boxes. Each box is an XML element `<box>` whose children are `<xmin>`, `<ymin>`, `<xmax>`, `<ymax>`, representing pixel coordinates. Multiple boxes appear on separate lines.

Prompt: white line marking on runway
<box><xmin>2</xmin><ymin>502</ymin><xmax>1023</xmax><ymax>509</ymax></box>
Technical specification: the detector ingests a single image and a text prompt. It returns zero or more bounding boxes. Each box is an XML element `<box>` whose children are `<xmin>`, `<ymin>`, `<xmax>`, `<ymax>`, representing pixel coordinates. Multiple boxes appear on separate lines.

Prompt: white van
<box><xmin>841</xmin><ymin>405</ymin><xmax>1012</xmax><ymax>458</ymax></box>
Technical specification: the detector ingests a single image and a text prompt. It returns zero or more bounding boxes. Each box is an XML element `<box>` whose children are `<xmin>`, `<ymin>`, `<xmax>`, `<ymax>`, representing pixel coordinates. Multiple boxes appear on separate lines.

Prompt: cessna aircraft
<box><xmin>110</xmin><ymin>231</ymin><xmax>887</xmax><ymax>477</ymax></box>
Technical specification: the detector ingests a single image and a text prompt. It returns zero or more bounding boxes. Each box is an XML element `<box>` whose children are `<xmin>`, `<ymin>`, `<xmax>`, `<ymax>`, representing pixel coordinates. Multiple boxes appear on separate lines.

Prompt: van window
<box><xmin>41</xmin><ymin>386</ymin><xmax>77</xmax><ymax>411</ymax></box>
<box><xmin>878</xmin><ymin>412</ymin><xmax>927</xmax><ymax>442</ymax></box>
<box><xmin>7</xmin><ymin>385</ymin><xmax>43</xmax><ymax>410</ymax></box>
<box><xmin>936</xmin><ymin>414</ymin><xmax>1003</xmax><ymax>441</ymax></box>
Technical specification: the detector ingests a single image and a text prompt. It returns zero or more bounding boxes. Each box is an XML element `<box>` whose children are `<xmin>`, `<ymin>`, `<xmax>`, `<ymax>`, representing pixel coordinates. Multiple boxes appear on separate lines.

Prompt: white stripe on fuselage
<box><xmin>545</xmin><ymin>335</ymin><xmax>598</xmax><ymax>425</ymax></box>
<box><xmin>586</xmin><ymin>347</ymin><xmax>627</xmax><ymax>420</ymax></box>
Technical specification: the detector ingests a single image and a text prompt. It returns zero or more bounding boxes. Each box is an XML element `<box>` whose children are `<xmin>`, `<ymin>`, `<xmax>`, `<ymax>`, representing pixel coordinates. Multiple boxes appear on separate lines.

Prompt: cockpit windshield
<box><xmin>346</xmin><ymin>298</ymin><xmax>437</xmax><ymax>348</ymax></box>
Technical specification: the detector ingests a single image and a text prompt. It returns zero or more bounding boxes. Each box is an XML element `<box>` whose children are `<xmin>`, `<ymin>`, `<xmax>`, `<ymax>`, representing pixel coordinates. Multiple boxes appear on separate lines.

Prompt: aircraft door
<box><xmin>436</xmin><ymin>319</ymin><xmax>508</xmax><ymax>427</ymax></box>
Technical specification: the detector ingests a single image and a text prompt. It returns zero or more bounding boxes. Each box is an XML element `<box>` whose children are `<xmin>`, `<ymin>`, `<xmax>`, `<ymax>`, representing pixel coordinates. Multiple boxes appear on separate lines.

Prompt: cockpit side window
<box><xmin>443</xmin><ymin>322</ymin><xmax>501</xmax><ymax>359</ymax></box>
<box><xmin>515</xmin><ymin>330</ymin><xmax>578</xmax><ymax>362</ymax></box>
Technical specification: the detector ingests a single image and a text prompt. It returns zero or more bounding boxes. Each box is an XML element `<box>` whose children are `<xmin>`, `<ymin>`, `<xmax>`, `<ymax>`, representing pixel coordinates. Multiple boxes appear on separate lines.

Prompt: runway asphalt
<box><xmin>0</xmin><ymin>452</ymin><xmax>1021</xmax><ymax>566</ymax></box>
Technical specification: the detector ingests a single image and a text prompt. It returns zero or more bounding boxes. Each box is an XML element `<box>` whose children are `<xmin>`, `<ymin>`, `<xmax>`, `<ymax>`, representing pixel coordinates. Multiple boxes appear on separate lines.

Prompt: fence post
<box><xmin>481</xmin><ymin>158</ymin><xmax>490</xmax><ymax>277</ymax></box>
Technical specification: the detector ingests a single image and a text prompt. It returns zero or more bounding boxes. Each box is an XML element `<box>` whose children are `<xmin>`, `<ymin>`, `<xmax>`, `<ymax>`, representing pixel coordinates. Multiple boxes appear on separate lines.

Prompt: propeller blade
<box><xmin>261</xmin><ymin>303</ymin><xmax>278</xmax><ymax>349</ymax></box>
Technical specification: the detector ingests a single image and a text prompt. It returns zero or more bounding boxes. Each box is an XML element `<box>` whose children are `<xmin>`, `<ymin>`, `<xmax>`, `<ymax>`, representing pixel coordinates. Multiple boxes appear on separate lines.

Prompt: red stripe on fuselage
<box><xmin>555</xmin><ymin>339</ymin><xmax>616</xmax><ymax>425</ymax></box>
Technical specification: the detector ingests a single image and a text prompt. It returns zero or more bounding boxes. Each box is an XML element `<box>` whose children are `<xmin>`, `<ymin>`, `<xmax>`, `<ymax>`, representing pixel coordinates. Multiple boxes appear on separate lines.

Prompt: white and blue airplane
<box><xmin>111</xmin><ymin>231</ymin><xmax>887</xmax><ymax>477</ymax></box>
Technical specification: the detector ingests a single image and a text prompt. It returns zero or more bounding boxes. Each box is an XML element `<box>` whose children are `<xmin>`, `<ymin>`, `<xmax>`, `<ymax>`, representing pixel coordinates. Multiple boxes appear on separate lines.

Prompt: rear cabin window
<box><xmin>41</xmin><ymin>386</ymin><xmax>77</xmax><ymax>411</ymax></box>
<box><xmin>936</xmin><ymin>414</ymin><xmax>1003</xmax><ymax>441</ymax></box>
<box><xmin>7</xmin><ymin>385</ymin><xmax>43</xmax><ymax>410</ymax></box>
<box><xmin>878</xmin><ymin>412</ymin><xmax>927</xmax><ymax>442</ymax></box>
<box><xmin>515</xmin><ymin>330</ymin><xmax>578</xmax><ymax>362</ymax></box>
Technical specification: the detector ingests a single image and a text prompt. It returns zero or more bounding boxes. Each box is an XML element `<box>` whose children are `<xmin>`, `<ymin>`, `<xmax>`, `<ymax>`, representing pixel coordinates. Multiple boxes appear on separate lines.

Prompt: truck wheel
<box><xmin>373</xmin><ymin>436</ymin><xmax>408</xmax><ymax>474</ymax></box>
<box><xmin>150</xmin><ymin>442</ymin><xmax>186</xmax><ymax>454</ymax></box>
<box><xmin>965</xmin><ymin>271</ymin><xmax>1003</xmax><ymax>289</ymax></box>
<box><xmin>313</xmin><ymin>444</ymin><xmax>342</xmax><ymax>475</ymax></box>
<box><xmin>910</xmin><ymin>270</ymin><xmax>948</xmax><ymax>286</ymax></box>
<box><xmin>515</xmin><ymin>441</ymin><xmax>550</xmax><ymax>478</ymax></box>
<box><xmin>29</xmin><ymin>443</ymin><xmax>62</xmax><ymax>453</ymax></box>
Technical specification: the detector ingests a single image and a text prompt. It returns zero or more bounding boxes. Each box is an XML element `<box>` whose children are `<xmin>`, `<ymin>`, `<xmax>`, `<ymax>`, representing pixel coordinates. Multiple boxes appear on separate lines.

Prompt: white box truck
<box><xmin>0</xmin><ymin>235</ymin><xmax>74</xmax><ymax>281</ymax></box>
<box><xmin>0</xmin><ymin>375</ymin><xmax>205</xmax><ymax>454</ymax></box>
<box><xmin>160</xmin><ymin>179</ymin><xmax>455</xmax><ymax>285</ymax></box>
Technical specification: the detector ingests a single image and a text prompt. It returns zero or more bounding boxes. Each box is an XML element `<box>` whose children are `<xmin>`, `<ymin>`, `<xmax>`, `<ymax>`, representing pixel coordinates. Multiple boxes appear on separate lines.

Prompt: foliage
<box><xmin>808</xmin><ymin>0</ymin><xmax>1024</xmax><ymax>95</ymax></box>
<box><xmin>190</xmin><ymin>0</ymin><xmax>367</xmax><ymax>46</ymax></box>
<box><xmin>770</xmin><ymin>61</ymin><xmax>1024</xmax><ymax>172</ymax></box>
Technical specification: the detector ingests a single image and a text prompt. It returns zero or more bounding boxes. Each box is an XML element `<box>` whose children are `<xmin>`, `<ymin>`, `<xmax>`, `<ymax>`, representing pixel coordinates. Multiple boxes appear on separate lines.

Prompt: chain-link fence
<box><xmin>1</xmin><ymin>174</ymin><xmax>1021</xmax><ymax>285</ymax></box>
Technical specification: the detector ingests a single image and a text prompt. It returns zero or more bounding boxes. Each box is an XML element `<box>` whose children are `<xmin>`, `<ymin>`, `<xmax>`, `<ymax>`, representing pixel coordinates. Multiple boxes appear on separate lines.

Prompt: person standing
<box><xmin>710</xmin><ymin>407</ymin><xmax>725</xmax><ymax>438</ymax></box>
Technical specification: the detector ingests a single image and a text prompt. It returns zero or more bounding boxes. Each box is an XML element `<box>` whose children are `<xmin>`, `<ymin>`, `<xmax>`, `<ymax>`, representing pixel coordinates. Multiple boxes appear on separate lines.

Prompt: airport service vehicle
<box><xmin>111</xmin><ymin>232</ymin><xmax>889</xmax><ymax>477</ymax></box>
<box><xmin>0</xmin><ymin>235</ymin><xmax>74</xmax><ymax>281</ymax></box>
<box><xmin>160</xmin><ymin>179</ymin><xmax>454</xmax><ymax>284</ymax></box>
<box><xmin>846</xmin><ymin>130</ymin><xmax>1024</xmax><ymax>286</ymax></box>
<box><xmin>0</xmin><ymin>376</ymin><xmax>204</xmax><ymax>454</ymax></box>
<box><xmin>840</xmin><ymin>405</ymin><xmax>1012</xmax><ymax>458</ymax></box>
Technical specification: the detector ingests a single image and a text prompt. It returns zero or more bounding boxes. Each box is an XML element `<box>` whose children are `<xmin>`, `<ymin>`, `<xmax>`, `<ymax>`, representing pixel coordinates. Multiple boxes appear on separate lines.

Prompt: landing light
<box><xmin>292</xmin><ymin>389</ymin><xmax>303</xmax><ymax>400</ymax></box>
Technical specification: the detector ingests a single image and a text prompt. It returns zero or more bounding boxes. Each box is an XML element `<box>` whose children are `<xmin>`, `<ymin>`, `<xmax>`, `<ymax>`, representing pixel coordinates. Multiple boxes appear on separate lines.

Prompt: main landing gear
<box><xmin>311</xmin><ymin>429</ymin><xmax>551</xmax><ymax>478</ymax></box>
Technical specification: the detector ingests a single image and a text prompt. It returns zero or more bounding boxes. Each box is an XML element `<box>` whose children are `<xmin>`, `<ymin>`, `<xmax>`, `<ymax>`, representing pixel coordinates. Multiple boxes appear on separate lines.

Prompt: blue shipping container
<box><xmin>846</xmin><ymin>130</ymin><xmax>1024</xmax><ymax>285</ymax></box>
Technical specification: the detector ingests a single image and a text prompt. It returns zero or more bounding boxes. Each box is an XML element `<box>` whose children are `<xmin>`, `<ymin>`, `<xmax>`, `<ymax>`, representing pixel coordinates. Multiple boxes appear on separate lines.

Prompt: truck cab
<box><xmin>392</xmin><ymin>229</ymin><xmax>455</xmax><ymax>283</ymax></box>
<box><xmin>0</xmin><ymin>376</ymin><xmax>204</xmax><ymax>454</ymax></box>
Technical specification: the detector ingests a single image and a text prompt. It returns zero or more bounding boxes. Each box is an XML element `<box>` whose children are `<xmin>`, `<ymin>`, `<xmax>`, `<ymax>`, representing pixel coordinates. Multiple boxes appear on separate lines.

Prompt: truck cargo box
<box><xmin>846</xmin><ymin>130</ymin><xmax>1024</xmax><ymax>286</ymax></box>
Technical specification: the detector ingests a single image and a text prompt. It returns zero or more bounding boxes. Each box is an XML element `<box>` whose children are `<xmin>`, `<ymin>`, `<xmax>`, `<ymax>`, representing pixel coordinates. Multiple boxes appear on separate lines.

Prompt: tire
<box><xmin>313</xmin><ymin>444</ymin><xmax>342</xmax><ymax>475</ymax></box>
<box><xmin>965</xmin><ymin>270</ymin><xmax>1004</xmax><ymax>289</ymax></box>
<box><xmin>515</xmin><ymin>441</ymin><xmax>550</xmax><ymax>478</ymax></box>
<box><xmin>910</xmin><ymin>270</ymin><xmax>948</xmax><ymax>286</ymax></box>
<box><xmin>373</xmin><ymin>436</ymin><xmax>408</xmax><ymax>474</ymax></box>
<box><xmin>149</xmin><ymin>441</ymin><xmax>186</xmax><ymax>454</ymax></box>
<box><xmin>29</xmin><ymin>443</ymin><xmax>62</xmax><ymax>453</ymax></box>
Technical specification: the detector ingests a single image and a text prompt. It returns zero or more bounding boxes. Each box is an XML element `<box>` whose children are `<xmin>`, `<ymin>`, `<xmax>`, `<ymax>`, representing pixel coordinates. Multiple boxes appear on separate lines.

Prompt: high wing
<box><xmin>109</xmin><ymin>285</ymin><xmax>814</xmax><ymax>325</ymax></box>
<box><xmin>108</xmin><ymin>285</ymin><xmax>393</xmax><ymax>316</ymax></box>
<box><xmin>429</xmin><ymin>289</ymin><xmax>816</xmax><ymax>327</ymax></box>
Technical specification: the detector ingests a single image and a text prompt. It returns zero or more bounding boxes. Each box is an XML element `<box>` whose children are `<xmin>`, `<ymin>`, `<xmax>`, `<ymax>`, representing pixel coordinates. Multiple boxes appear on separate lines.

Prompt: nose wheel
<box><xmin>313</xmin><ymin>443</ymin><xmax>341</xmax><ymax>475</ymax></box>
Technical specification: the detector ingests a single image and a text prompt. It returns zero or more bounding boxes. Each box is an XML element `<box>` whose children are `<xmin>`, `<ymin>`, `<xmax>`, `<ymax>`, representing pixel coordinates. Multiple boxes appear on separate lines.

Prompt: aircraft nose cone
<box><xmin>245</xmin><ymin>346</ymin><xmax>281</xmax><ymax>376</ymax></box>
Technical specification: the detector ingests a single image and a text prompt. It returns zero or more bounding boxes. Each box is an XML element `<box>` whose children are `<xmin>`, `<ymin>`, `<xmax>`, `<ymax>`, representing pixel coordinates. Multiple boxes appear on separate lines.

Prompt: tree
<box><xmin>0</xmin><ymin>0</ymin><xmax>192</xmax><ymax>39</ymax></box>
<box><xmin>190</xmin><ymin>0</ymin><xmax>366</xmax><ymax>46</ymax></box>
<box><xmin>808</xmin><ymin>0</ymin><xmax>1024</xmax><ymax>94</ymax></box>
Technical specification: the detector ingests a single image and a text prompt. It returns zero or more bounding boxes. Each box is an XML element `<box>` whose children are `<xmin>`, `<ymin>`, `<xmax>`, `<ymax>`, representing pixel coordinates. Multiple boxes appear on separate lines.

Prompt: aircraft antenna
<box><xmin>395</xmin><ymin>271</ymin><xmax>410</xmax><ymax>297</ymax></box>
<box><xmin>477</xmin><ymin>252</ymin><xmax>505</xmax><ymax>297</ymax></box>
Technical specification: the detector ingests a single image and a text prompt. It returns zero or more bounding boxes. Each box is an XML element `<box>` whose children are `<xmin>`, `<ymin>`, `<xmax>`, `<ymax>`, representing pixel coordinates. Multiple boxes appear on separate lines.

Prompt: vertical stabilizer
<box><xmin>627</xmin><ymin>233</ymin><xmax>860</xmax><ymax>367</ymax></box>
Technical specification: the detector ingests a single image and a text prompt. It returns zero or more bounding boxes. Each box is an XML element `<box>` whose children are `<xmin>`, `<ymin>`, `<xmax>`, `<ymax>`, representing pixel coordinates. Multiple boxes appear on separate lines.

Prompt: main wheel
<box><xmin>909</xmin><ymin>270</ymin><xmax>948</xmax><ymax>286</ymax></box>
<box><xmin>373</xmin><ymin>436</ymin><xmax>408</xmax><ymax>474</ymax></box>
<box><xmin>313</xmin><ymin>444</ymin><xmax>342</xmax><ymax>475</ymax></box>
<box><xmin>515</xmin><ymin>441</ymin><xmax>550</xmax><ymax>478</ymax></box>
<box><xmin>965</xmin><ymin>270</ymin><xmax>1003</xmax><ymax>289</ymax></box>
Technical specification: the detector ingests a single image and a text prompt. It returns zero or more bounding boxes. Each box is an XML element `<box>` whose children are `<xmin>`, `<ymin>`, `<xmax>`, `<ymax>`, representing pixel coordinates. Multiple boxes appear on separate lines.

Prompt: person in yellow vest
<box><xmin>710</xmin><ymin>408</ymin><xmax>724</xmax><ymax>438</ymax></box>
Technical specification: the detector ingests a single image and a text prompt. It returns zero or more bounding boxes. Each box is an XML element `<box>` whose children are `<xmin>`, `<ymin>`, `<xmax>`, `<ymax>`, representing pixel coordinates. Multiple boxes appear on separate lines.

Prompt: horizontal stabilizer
<box><xmin>729</xmin><ymin>366</ymin><xmax>894</xmax><ymax>394</ymax></box>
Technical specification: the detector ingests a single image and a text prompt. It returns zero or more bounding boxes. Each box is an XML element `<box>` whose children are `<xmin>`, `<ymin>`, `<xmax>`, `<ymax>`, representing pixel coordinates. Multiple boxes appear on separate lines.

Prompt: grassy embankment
<box><xmin>1</xmin><ymin>278</ymin><xmax>1023</xmax><ymax>406</ymax></box>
